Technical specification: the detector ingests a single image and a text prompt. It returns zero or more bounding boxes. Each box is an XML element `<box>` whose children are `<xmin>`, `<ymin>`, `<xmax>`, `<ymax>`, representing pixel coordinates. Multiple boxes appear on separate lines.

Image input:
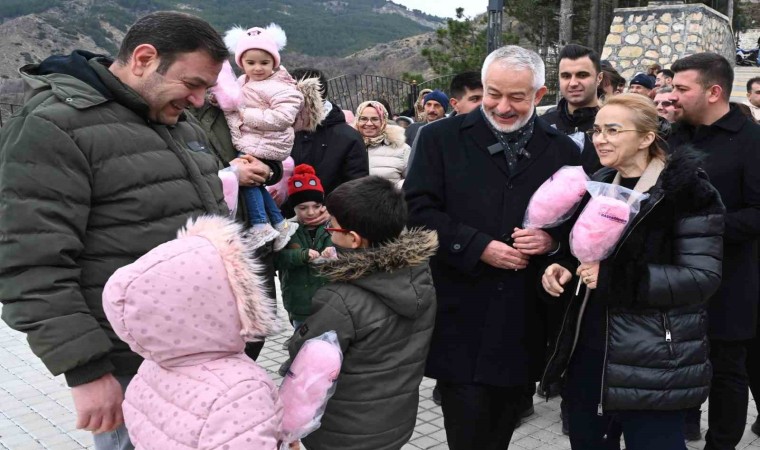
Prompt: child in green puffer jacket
<box><xmin>275</xmin><ymin>164</ymin><xmax>334</xmax><ymax>329</ymax></box>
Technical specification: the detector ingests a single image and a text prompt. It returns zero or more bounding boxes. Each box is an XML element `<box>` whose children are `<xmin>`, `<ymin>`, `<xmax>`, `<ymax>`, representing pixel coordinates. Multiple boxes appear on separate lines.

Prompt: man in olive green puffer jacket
<box><xmin>0</xmin><ymin>12</ymin><xmax>230</xmax><ymax>449</ymax></box>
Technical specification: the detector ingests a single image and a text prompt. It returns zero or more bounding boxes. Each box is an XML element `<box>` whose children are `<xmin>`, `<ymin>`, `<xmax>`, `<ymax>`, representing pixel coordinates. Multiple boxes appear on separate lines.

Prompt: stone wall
<box><xmin>601</xmin><ymin>3</ymin><xmax>734</xmax><ymax>80</ymax></box>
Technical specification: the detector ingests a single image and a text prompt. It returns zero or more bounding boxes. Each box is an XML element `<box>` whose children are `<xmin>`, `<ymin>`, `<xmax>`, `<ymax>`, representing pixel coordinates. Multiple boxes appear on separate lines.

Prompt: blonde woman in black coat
<box><xmin>541</xmin><ymin>94</ymin><xmax>725</xmax><ymax>450</ymax></box>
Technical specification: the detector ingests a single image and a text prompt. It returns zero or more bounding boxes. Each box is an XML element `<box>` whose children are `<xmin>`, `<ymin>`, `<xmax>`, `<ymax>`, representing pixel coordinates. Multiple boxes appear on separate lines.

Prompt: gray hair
<box><xmin>656</xmin><ymin>86</ymin><xmax>674</xmax><ymax>94</ymax></box>
<box><xmin>481</xmin><ymin>45</ymin><xmax>545</xmax><ymax>91</ymax></box>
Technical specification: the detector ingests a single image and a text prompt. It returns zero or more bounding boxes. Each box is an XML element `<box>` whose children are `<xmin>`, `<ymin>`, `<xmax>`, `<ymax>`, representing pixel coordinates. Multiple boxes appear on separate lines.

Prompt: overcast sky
<box><xmin>393</xmin><ymin>0</ymin><xmax>488</xmax><ymax>19</ymax></box>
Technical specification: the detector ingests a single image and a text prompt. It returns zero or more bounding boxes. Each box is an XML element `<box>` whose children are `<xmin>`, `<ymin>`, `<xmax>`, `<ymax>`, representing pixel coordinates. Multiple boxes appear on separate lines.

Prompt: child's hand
<box><xmin>321</xmin><ymin>247</ymin><xmax>337</xmax><ymax>260</ymax></box>
<box><xmin>289</xmin><ymin>441</ymin><xmax>301</xmax><ymax>450</ymax></box>
<box><xmin>308</xmin><ymin>249</ymin><xmax>320</xmax><ymax>261</ymax></box>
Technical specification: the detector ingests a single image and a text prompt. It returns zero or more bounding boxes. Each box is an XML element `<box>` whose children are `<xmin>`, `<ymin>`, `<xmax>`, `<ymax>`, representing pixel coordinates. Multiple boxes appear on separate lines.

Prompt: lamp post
<box><xmin>488</xmin><ymin>0</ymin><xmax>505</xmax><ymax>54</ymax></box>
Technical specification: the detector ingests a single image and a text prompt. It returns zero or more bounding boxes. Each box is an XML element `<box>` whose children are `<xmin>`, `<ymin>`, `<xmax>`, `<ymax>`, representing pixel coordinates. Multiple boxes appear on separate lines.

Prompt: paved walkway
<box><xmin>1</xmin><ymin>296</ymin><xmax>760</xmax><ymax>449</ymax></box>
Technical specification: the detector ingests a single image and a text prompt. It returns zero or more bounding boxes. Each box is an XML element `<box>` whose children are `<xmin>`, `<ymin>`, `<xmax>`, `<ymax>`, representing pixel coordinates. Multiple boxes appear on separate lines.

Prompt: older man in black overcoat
<box><xmin>667</xmin><ymin>52</ymin><xmax>760</xmax><ymax>450</ymax></box>
<box><xmin>404</xmin><ymin>46</ymin><xmax>580</xmax><ymax>449</ymax></box>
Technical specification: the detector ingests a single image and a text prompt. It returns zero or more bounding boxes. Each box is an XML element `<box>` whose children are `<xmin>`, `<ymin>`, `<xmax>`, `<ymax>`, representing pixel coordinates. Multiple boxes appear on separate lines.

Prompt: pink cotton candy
<box><xmin>524</xmin><ymin>166</ymin><xmax>589</xmax><ymax>228</ymax></box>
<box><xmin>279</xmin><ymin>334</ymin><xmax>342</xmax><ymax>442</ymax></box>
<box><xmin>218</xmin><ymin>169</ymin><xmax>239</xmax><ymax>214</ymax></box>
<box><xmin>570</xmin><ymin>196</ymin><xmax>631</xmax><ymax>263</ymax></box>
<box><xmin>209</xmin><ymin>60</ymin><xmax>242</xmax><ymax>112</ymax></box>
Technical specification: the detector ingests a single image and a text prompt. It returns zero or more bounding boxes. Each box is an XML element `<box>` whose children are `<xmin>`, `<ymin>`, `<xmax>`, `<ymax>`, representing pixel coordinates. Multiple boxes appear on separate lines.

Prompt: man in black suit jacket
<box><xmin>404</xmin><ymin>46</ymin><xmax>580</xmax><ymax>449</ymax></box>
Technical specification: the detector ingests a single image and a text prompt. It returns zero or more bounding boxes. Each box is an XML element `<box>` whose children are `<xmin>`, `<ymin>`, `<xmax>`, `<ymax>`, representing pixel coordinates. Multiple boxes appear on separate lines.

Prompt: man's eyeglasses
<box><xmin>586</xmin><ymin>128</ymin><xmax>641</xmax><ymax>139</ymax></box>
<box><xmin>653</xmin><ymin>100</ymin><xmax>674</xmax><ymax>107</ymax></box>
<box><xmin>357</xmin><ymin>116</ymin><xmax>382</xmax><ymax>124</ymax></box>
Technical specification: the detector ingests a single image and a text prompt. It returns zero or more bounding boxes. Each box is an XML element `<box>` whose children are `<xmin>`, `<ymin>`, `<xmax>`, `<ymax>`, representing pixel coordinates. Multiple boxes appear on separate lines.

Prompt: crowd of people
<box><xmin>0</xmin><ymin>10</ymin><xmax>758</xmax><ymax>450</ymax></box>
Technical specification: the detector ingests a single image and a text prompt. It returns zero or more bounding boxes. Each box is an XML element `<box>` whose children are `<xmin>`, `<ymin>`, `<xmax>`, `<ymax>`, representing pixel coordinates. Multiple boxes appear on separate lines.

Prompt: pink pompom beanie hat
<box><xmin>224</xmin><ymin>24</ymin><xmax>287</xmax><ymax>69</ymax></box>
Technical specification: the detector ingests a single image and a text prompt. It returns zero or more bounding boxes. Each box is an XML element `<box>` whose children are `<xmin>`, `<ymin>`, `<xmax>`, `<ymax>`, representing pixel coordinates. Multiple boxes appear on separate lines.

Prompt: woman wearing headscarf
<box><xmin>352</xmin><ymin>100</ymin><xmax>411</xmax><ymax>188</ymax></box>
<box><xmin>414</xmin><ymin>88</ymin><xmax>433</xmax><ymax>123</ymax></box>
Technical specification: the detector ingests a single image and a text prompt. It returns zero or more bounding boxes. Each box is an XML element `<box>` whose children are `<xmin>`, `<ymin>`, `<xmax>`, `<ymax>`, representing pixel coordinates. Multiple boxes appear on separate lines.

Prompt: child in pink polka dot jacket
<box><xmin>103</xmin><ymin>215</ymin><xmax>284</xmax><ymax>449</ymax></box>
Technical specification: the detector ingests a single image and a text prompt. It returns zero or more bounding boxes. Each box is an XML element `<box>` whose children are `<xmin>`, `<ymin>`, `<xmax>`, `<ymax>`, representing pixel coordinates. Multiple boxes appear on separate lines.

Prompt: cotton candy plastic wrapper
<box><xmin>523</xmin><ymin>166</ymin><xmax>589</xmax><ymax>229</ymax></box>
<box><xmin>209</xmin><ymin>60</ymin><xmax>242</xmax><ymax>112</ymax></box>
<box><xmin>218</xmin><ymin>166</ymin><xmax>239</xmax><ymax>218</ymax></box>
<box><xmin>570</xmin><ymin>181</ymin><xmax>649</xmax><ymax>264</ymax></box>
<box><xmin>279</xmin><ymin>331</ymin><xmax>342</xmax><ymax>448</ymax></box>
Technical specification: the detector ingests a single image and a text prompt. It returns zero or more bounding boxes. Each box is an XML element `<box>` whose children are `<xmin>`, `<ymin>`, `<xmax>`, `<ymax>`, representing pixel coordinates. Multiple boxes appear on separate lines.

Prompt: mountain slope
<box><xmin>0</xmin><ymin>0</ymin><xmax>444</xmax><ymax>80</ymax></box>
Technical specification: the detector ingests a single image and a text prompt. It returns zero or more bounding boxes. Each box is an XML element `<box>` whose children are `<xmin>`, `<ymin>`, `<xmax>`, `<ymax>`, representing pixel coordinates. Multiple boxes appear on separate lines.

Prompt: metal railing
<box><xmin>327</xmin><ymin>74</ymin><xmax>418</xmax><ymax>117</ymax></box>
<box><xmin>327</xmin><ymin>74</ymin><xmax>475</xmax><ymax>115</ymax></box>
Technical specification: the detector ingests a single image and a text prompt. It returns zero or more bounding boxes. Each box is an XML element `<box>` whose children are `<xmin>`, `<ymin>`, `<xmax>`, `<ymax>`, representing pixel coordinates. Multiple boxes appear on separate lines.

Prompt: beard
<box><xmin>673</xmin><ymin>97</ymin><xmax>708</xmax><ymax>126</ymax></box>
<box><xmin>137</xmin><ymin>71</ymin><xmax>186</xmax><ymax>125</ymax></box>
<box><xmin>482</xmin><ymin>104</ymin><xmax>535</xmax><ymax>133</ymax></box>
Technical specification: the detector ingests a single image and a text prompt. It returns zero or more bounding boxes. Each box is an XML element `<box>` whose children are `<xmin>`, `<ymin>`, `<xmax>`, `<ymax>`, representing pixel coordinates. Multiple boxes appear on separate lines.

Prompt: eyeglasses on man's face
<box><xmin>357</xmin><ymin>116</ymin><xmax>382</xmax><ymax>124</ymax></box>
<box><xmin>653</xmin><ymin>100</ymin><xmax>673</xmax><ymax>107</ymax></box>
<box><xmin>586</xmin><ymin>127</ymin><xmax>641</xmax><ymax>139</ymax></box>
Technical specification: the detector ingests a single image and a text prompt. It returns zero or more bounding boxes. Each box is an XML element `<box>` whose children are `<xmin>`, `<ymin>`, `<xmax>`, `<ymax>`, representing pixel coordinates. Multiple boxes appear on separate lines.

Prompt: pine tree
<box><xmin>421</xmin><ymin>8</ymin><xmax>518</xmax><ymax>76</ymax></box>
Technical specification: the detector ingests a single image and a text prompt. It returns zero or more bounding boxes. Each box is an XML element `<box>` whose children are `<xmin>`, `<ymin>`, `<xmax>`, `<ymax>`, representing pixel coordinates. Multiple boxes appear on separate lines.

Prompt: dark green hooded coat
<box><xmin>274</xmin><ymin>221</ymin><xmax>333</xmax><ymax>322</ymax></box>
<box><xmin>0</xmin><ymin>52</ymin><xmax>227</xmax><ymax>387</ymax></box>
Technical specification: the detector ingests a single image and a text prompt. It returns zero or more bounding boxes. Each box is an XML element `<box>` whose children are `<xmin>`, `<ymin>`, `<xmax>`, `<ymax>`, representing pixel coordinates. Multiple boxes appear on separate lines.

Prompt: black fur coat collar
<box><xmin>593</xmin><ymin>146</ymin><xmax>724</xmax><ymax>309</ymax></box>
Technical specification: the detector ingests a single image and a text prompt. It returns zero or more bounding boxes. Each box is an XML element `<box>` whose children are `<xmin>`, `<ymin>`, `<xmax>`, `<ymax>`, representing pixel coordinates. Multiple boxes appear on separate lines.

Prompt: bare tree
<box><xmin>559</xmin><ymin>0</ymin><xmax>573</xmax><ymax>45</ymax></box>
<box><xmin>597</xmin><ymin>0</ymin><xmax>619</xmax><ymax>53</ymax></box>
<box><xmin>540</xmin><ymin>16</ymin><xmax>549</xmax><ymax>59</ymax></box>
<box><xmin>588</xmin><ymin>0</ymin><xmax>600</xmax><ymax>51</ymax></box>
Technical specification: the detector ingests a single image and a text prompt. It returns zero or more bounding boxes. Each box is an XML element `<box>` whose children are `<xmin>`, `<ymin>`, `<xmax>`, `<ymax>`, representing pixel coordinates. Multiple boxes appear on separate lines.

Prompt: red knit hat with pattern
<box><xmin>288</xmin><ymin>164</ymin><xmax>324</xmax><ymax>206</ymax></box>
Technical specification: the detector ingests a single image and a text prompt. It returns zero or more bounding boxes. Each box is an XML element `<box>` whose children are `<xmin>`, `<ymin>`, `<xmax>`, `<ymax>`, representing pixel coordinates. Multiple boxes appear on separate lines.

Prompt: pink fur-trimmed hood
<box><xmin>103</xmin><ymin>216</ymin><xmax>278</xmax><ymax>367</ymax></box>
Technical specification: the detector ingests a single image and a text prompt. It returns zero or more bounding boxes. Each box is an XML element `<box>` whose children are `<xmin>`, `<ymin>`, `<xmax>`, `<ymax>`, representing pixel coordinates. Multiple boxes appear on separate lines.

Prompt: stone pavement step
<box><xmin>2</xmin><ymin>295</ymin><xmax>760</xmax><ymax>449</ymax></box>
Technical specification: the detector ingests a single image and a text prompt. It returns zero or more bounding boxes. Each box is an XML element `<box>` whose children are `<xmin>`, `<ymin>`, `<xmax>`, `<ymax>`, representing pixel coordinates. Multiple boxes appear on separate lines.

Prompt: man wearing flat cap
<box><xmin>405</xmin><ymin>89</ymin><xmax>450</xmax><ymax>146</ymax></box>
<box><xmin>628</xmin><ymin>73</ymin><xmax>654</xmax><ymax>96</ymax></box>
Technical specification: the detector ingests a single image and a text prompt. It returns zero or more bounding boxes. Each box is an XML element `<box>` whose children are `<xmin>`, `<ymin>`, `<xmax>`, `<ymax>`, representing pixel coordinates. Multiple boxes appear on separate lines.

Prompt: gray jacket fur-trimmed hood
<box><xmin>289</xmin><ymin>227</ymin><xmax>438</xmax><ymax>450</ymax></box>
<box><xmin>320</xmin><ymin>228</ymin><xmax>438</xmax><ymax>318</ymax></box>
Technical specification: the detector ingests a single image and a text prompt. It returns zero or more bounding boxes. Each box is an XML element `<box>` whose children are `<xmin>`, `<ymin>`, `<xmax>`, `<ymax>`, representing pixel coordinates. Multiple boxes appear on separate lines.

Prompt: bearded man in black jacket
<box><xmin>405</xmin><ymin>45</ymin><xmax>580</xmax><ymax>450</ymax></box>
<box><xmin>668</xmin><ymin>52</ymin><xmax>760</xmax><ymax>450</ymax></box>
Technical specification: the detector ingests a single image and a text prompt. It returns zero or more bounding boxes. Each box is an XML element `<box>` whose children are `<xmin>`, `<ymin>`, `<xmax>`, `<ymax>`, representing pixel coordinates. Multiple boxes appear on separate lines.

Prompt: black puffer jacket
<box><xmin>282</xmin><ymin>103</ymin><xmax>368</xmax><ymax>216</ymax></box>
<box><xmin>541</xmin><ymin>149</ymin><xmax>724</xmax><ymax>412</ymax></box>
